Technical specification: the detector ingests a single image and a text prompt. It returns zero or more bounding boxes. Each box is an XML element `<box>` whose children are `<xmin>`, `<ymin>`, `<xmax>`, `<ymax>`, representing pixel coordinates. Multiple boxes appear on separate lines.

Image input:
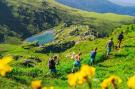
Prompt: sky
<box><xmin>108</xmin><ymin>0</ymin><xmax>135</xmax><ymax>6</ymax></box>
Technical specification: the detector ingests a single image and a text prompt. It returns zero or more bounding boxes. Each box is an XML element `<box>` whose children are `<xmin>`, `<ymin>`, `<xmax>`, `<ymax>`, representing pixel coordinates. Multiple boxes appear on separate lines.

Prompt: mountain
<box><xmin>0</xmin><ymin>0</ymin><xmax>135</xmax><ymax>89</ymax></box>
<box><xmin>0</xmin><ymin>0</ymin><xmax>134</xmax><ymax>44</ymax></box>
<box><xmin>56</xmin><ymin>0</ymin><xmax>135</xmax><ymax>16</ymax></box>
<box><xmin>0</xmin><ymin>0</ymin><xmax>75</xmax><ymax>43</ymax></box>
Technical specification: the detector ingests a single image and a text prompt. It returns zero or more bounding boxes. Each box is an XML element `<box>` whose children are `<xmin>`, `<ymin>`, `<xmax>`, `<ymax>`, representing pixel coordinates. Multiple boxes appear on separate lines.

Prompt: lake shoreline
<box><xmin>24</xmin><ymin>29</ymin><xmax>55</xmax><ymax>45</ymax></box>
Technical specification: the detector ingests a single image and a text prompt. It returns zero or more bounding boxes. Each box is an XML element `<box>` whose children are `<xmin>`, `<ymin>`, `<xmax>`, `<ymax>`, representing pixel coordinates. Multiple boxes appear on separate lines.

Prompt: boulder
<box><xmin>22</xmin><ymin>59</ymin><xmax>35</xmax><ymax>67</ymax></box>
<box><xmin>38</xmin><ymin>41</ymin><xmax>75</xmax><ymax>53</ymax></box>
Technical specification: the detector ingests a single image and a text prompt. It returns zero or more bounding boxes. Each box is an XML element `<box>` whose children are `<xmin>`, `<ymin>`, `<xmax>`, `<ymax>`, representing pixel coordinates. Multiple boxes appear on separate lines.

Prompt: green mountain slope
<box><xmin>0</xmin><ymin>0</ymin><xmax>135</xmax><ymax>89</ymax></box>
<box><xmin>56</xmin><ymin>0</ymin><xmax>135</xmax><ymax>16</ymax></box>
<box><xmin>0</xmin><ymin>0</ymin><xmax>64</xmax><ymax>43</ymax></box>
<box><xmin>48</xmin><ymin>0</ymin><xmax>135</xmax><ymax>22</ymax></box>
<box><xmin>0</xmin><ymin>0</ymin><xmax>135</xmax><ymax>44</ymax></box>
<box><xmin>0</xmin><ymin>24</ymin><xmax>135</xmax><ymax>89</ymax></box>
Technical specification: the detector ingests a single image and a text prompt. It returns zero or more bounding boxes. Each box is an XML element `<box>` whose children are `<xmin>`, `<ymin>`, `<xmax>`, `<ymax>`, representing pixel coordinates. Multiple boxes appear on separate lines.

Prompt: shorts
<box><xmin>74</xmin><ymin>61</ymin><xmax>81</xmax><ymax>67</ymax></box>
<box><xmin>118</xmin><ymin>39</ymin><xmax>122</xmax><ymax>42</ymax></box>
<box><xmin>107</xmin><ymin>47</ymin><xmax>112</xmax><ymax>53</ymax></box>
<box><xmin>50</xmin><ymin>69</ymin><xmax>57</xmax><ymax>73</ymax></box>
<box><xmin>90</xmin><ymin>58</ymin><xmax>95</xmax><ymax>64</ymax></box>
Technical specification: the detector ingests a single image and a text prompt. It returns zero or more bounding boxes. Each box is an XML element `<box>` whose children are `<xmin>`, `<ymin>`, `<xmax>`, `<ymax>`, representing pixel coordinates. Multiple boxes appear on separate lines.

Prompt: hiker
<box><xmin>117</xmin><ymin>32</ymin><xmax>124</xmax><ymax>48</ymax></box>
<box><xmin>48</xmin><ymin>56</ymin><xmax>58</xmax><ymax>73</ymax></box>
<box><xmin>106</xmin><ymin>38</ymin><xmax>114</xmax><ymax>56</ymax></box>
<box><xmin>72</xmin><ymin>52</ymin><xmax>82</xmax><ymax>72</ymax></box>
<box><xmin>90</xmin><ymin>48</ymin><xmax>98</xmax><ymax>65</ymax></box>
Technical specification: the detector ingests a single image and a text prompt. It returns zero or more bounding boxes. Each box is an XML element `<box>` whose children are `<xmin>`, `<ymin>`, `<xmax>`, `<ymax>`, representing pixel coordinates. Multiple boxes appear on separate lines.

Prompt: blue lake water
<box><xmin>25</xmin><ymin>30</ymin><xmax>54</xmax><ymax>45</ymax></box>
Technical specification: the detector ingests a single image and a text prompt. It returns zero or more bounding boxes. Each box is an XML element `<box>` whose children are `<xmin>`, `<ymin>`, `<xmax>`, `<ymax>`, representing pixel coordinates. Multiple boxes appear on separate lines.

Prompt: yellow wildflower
<box><xmin>42</xmin><ymin>86</ymin><xmax>54</xmax><ymax>89</ymax></box>
<box><xmin>67</xmin><ymin>65</ymin><xmax>95</xmax><ymax>86</ymax></box>
<box><xmin>31</xmin><ymin>80</ymin><xmax>42</xmax><ymax>89</ymax></box>
<box><xmin>110</xmin><ymin>75</ymin><xmax>122</xmax><ymax>84</ymax></box>
<box><xmin>127</xmin><ymin>75</ymin><xmax>135</xmax><ymax>89</ymax></box>
<box><xmin>75</xmin><ymin>71</ymin><xmax>86</xmax><ymax>85</ymax></box>
<box><xmin>80</xmin><ymin>65</ymin><xmax>95</xmax><ymax>77</ymax></box>
<box><xmin>101</xmin><ymin>75</ymin><xmax>122</xmax><ymax>89</ymax></box>
<box><xmin>1</xmin><ymin>56</ymin><xmax>13</xmax><ymax>64</ymax></box>
<box><xmin>67</xmin><ymin>73</ymin><xmax>77</xmax><ymax>86</ymax></box>
<box><xmin>0</xmin><ymin>56</ymin><xmax>13</xmax><ymax>76</ymax></box>
<box><xmin>101</xmin><ymin>78</ymin><xmax>110</xmax><ymax>89</ymax></box>
<box><xmin>50</xmin><ymin>86</ymin><xmax>54</xmax><ymax>89</ymax></box>
<box><xmin>42</xmin><ymin>87</ymin><xmax>47</xmax><ymax>89</ymax></box>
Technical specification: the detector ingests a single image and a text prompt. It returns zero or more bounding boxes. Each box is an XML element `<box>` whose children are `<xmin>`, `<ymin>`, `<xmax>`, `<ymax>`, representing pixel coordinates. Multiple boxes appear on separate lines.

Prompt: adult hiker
<box><xmin>117</xmin><ymin>32</ymin><xmax>124</xmax><ymax>48</ymax></box>
<box><xmin>90</xmin><ymin>48</ymin><xmax>98</xmax><ymax>65</ymax></box>
<box><xmin>48</xmin><ymin>56</ymin><xmax>58</xmax><ymax>73</ymax></box>
<box><xmin>106</xmin><ymin>38</ymin><xmax>114</xmax><ymax>57</ymax></box>
<box><xmin>72</xmin><ymin>52</ymin><xmax>82</xmax><ymax>72</ymax></box>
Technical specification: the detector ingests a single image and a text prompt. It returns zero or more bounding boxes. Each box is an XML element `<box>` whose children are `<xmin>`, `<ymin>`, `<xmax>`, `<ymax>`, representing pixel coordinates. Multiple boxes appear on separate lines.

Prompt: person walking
<box><xmin>90</xmin><ymin>48</ymin><xmax>98</xmax><ymax>65</ymax></box>
<box><xmin>117</xmin><ymin>32</ymin><xmax>124</xmax><ymax>48</ymax></box>
<box><xmin>106</xmin><ymin>38</ymin><xmax>114</xmax><ymax>57</ymax></box>
<box><xmin>72</xmin><ymin>52</ymin><xmax>82</xmax><ymax>72</ymax></box>
<box><xmin>48</xmin><ymin>56</ymin><xmax>58</xmax><ymax>73</ymax></box>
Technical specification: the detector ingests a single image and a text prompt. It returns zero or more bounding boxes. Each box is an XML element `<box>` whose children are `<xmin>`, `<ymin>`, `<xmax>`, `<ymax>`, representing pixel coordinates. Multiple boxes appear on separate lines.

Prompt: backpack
<box><xmin>48</xmin><ymin>60</ymin><xmax>55</xmax><ymax>69</ymax></box>
<box><xmin>118</xmin><ymin>34</ymin><xmax>124</xmax><ymax>40</ymax></box>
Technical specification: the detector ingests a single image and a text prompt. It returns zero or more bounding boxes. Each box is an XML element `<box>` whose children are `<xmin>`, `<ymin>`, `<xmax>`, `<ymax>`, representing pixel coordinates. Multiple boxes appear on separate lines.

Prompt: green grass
<box><xmin>1</xmin><ymin>0</ymin><xmax>135</xmax><ymax>88</ymax></box>
<box><xmin>1</xmin><ymin>0</ymin><xmax>135</xmax><ymax>44</ymax></box>
<box><xmin>7</xmin><ymin>0</ymin><xmax>135</xmax><ymax>23</ymax></box>
<box><xmin>0</xmin><ymin>24</ymin><xmax>135</xmax><ymax>89</ymax></box>
<box><xmin>48</xmin><ymin>0</ymin><xmax>135</xmax><ymax>23</ymax></box>
<box><xmin>6</xmin><ymin>0</ymin><xmax>43</xmax><ymax>8</ymax></box>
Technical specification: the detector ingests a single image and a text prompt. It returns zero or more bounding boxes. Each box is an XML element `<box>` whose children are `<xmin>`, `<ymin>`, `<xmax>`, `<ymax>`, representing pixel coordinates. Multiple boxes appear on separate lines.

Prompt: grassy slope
<box><xmin>0</xmin><ymin>25</ymin><xmax>135</xmax><ymax>89</ymax></box>
<box><xmin>0</xmin><ymin>0</ymin><xmax>135</xmax><ymax>88</ymax></box>
<box><xmin>5</xmin><ymin>0</ymin><xmax>43</xmax><ymax>8</ymax></box>
<box><xmin>0</xmin><ymin>0</ymin><xmax>62</xmax><ymax>43</ymax></box>
<box><xmin>8</xmin><ymin>0</ymin><xmax>135</xmax><ymax>24</ymax></box>
<box><xmin>61</xmin><ymin>25</ymin><xmax>135</xmax><ymax>89</ymax></box>
<box><xmin>48</xmin><ymin>0</ymin><xmax>134</xmax><ymax>22</ymax></box>
<box><xmin>1</xmin><ymin>0</ymin><xmax>135</xmax><ymax>44</ymax></box>
<box><xmin>49</xmin><ymin>0</ymin><xmax>135</xmax><ymax>38</ymax></box>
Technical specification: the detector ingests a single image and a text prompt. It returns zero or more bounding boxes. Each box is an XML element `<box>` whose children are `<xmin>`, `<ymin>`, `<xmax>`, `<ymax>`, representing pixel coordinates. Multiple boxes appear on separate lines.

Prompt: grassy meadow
<box><xmin>48</xmin><ymin>0</ymin><xmax>135</xmax><ymax>22</ymax></box>
<box><xmin>0</xmin><ymin>0</ymin><xmax>135</xmax><ymax>89</ymax></box>
<box><xmin>1</xmin><ymin>0</ymin><xmax>135</xmax><ymax>44</ymax></box>
<box><xmin>0</xmin><ymin>24</ymin><xmax>135</xmax><ymax>89</ymax></box>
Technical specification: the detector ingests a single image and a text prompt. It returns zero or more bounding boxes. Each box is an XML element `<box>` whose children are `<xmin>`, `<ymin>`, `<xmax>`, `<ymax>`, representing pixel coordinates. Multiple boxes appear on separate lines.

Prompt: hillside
<box><xmin>0</xmin><ymin>0</ymin><xmax>62</xmax><ymax>43</ymax></box>
<box><xmin>0</xmin><ymin>24</ymin><xmax>135</xmax><ymax>89</ymax></box>
<box><xmin>0</xmin><ymin>0</ymin><xmax>74</xmax><ymax>43</ymax></box>
<box><xmin>56</xmin><ymin>0</ymin><xmax>135</xmax><ymax>16</ymax></box>
<box><xmin>0</xmin><ymin>0</ymin><xmax>135</xmax><ymax>89</ymax></box>
<box><xmin>0</xmin><ymin>0</ymin><xmax>135</xmax><ymax>44</ymax></box>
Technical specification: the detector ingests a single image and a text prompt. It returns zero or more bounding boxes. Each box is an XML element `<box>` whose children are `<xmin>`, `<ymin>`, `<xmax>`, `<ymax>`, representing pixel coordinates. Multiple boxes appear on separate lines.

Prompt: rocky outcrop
<box><xmin>38</xmin><ymin>41</ymin><xmax>75</xmax><ymax>53</ymax></box>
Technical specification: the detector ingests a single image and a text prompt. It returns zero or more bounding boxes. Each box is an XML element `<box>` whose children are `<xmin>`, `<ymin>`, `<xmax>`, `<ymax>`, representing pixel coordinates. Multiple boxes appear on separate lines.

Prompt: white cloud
<box><xmin>108</xmin><ymin>0</ymin><xmax>135</xmax><ymax>6</ymax></box>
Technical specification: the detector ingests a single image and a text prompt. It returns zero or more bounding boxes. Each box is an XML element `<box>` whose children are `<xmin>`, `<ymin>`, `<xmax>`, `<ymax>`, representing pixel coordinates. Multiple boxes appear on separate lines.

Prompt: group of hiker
<box><xmin>48</xmin><ymin>32</ymin><xmax>124</xmax><ymax>73</ymax></box>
